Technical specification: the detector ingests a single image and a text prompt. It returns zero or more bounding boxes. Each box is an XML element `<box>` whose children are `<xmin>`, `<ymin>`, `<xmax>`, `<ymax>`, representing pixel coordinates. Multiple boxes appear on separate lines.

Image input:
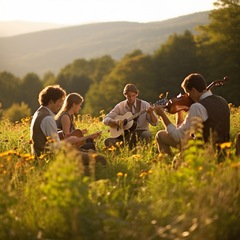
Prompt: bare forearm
<box><xmin>159</xmin><ymin>113</ymin><xmax>171</xmax><ymax>127</ymax></box>
<box><xmin>176</xmin><ymin>110</ymin><xmax>185</xmax><ymax>127</ymax></box>
<box><xmin>149</xmin><ymin>112</ymin><xmax>158</xmax><ymax>125</ymax></box>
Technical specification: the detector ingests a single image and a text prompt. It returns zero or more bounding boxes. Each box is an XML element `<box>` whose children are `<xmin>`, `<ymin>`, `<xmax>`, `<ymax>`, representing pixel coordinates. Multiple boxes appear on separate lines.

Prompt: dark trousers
<box><xmin>104</xmin><ymin>130</ymin><xmax>152</xmax><ymax>149</ymax></box>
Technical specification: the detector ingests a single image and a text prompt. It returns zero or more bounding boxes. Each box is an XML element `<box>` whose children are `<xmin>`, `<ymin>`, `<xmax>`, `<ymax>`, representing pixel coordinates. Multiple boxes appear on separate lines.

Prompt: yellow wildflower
<box><xmin>117</xmin><ymin>172</ymin><xmax>123</xmax><ymax>177</ymax></box>
<box><xmin>219</xmin><ymin>142</ymin><xmax>231</xmax><ymax>149</ymax></box>
<box><xmin>198</xmin><ymin>166</ymin><xmax>203</xmax><ymax>171</ymax></box>
<box><xmin>139</xmin><ymin>171</ymin><xmax>148</xmax><ymax>178</ymax></box>
<box><xmin>132</xmin><ymin>154</ymin><xmax>141</xmax><ymax>159</ymax></box>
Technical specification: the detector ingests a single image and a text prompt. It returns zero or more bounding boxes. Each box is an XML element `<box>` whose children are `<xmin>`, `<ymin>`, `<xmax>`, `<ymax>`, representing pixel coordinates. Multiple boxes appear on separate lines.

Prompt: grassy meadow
<box><xmin>0</xmin><ymin>107</ymin><xmax>240</xmax><ymax>240</ymax></box>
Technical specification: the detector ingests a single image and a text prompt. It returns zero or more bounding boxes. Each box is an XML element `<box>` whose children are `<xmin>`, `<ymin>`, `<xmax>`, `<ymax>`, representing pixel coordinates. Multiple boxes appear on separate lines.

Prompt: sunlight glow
<box><xmin>0</xmin><ymin>0</ymin><xmax>215</xmax><ymax>25</ymax></box>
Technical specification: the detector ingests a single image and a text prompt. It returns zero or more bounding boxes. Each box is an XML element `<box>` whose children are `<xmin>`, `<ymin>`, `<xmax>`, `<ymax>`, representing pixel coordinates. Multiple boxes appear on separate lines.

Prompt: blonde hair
<box><xmin>55</xmin><ymin>93</ymin><xmax>83</xmax><ymax>119</ymax></box>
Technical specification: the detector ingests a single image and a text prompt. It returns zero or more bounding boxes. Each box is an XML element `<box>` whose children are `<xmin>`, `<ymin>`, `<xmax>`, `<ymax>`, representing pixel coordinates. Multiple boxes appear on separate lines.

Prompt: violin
<box><xmin>161</xmin><ymin>76</ymin><xmax>229</xmax><ymax>114</ymax></box>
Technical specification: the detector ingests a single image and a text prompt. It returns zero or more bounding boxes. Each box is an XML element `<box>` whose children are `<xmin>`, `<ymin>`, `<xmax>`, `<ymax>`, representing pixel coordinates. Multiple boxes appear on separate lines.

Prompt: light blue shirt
<box><xmin>40</xmin><ymin>106</ymin><xmax>60</xmax><ymax>144</ymax></box>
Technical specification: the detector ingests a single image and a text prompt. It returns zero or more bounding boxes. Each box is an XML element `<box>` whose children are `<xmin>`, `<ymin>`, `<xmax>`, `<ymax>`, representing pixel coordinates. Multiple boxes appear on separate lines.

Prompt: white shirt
<box><xmin>103</xmin><ymin>99</ymin><xmax>158</xmax><ymax>131</ymax></box>
<box><xmin>166</xmin><ymin>91</ymin><xmax>211</xmax><ymax>142</ymax></box>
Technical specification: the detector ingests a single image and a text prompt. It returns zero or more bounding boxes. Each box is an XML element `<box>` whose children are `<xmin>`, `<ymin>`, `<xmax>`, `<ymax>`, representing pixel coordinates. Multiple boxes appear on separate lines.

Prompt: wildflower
<box><xmin>132</xmin><ymin>154</ymin><xmax>141</xmax><ymax>159</ymax></box>
<box><xmin>231</xmin><ymin>162</ymin><xmax>240</xmax><ymax>168</ymax></box>
<box><xmin>198</xmin><ymin>166</ymin><xmax>203</xmax><ymax>171</ymax></box>
<box><xmin>115</xmin><ymin>141</ymin><xmax>123</xmax><ymax>147</ymax></box>
<box><xmin>117</xmin><ymin>172</ymin><xmax>123</xmax><ymax>177</ymax></box>
<box><xmin>108</xmin><ymin>145</ymin><xmax>116</xmax><ymax>151</ymax></box>
<box><xmin>21</xmin><ymin>153</ymin><xmax>34</xmax><ymax>161</ymax></box>
<box><xmin>219</xmin><ymin>142</ymin><xmax>231</xmax><ymax>149</ymax></box>
<box><xmin>148</xmin><ymin>170</ymin><xmax>153</xmax><ymax>174</ymax></box>
<box><xmin>158</xmin><ymin>153</ymin><xmax>164</xmax><ymax>158</ymax></box>
<box><xmin>0</xmin><ymin>150</ymin><xmax>14</xmax><ymax>157</ymax></box>
<box><xmin>38</xmin><ymin>154</ymin><xmax>47</xmax><ymax>160</ymax></box>
<box><xmin>139</xmin><ymin>171</ymin><xmax>148</xmax><ymax>178</ymax></box>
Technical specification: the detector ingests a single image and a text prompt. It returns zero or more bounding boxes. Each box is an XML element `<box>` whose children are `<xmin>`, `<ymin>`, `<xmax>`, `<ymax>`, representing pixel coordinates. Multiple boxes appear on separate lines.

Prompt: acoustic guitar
<box><xmin>58</xmin><ymin>129</ymin><xmax>102</xmax><ymax>147</ymax></box>
<box><xmin>109</xmin><ymin>101</ymin><xmax>165</xmax><ymax>138</ymax></box>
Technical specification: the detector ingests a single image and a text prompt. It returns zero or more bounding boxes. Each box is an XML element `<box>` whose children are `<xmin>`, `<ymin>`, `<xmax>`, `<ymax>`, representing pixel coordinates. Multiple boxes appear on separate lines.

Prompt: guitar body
<box><xmin>110</xmin><ymin>112</ymin><xmax>137</xmax><ymax>138</ymax></box>
<box><xmin>58</xmin><ymin>129</ymin><xmax>101</xmax><ymax>148</ymax></box>
<box><xmin>58</xmin><ymin>129</ymin><xmax>83</xmax><ymax>140</ymax></box>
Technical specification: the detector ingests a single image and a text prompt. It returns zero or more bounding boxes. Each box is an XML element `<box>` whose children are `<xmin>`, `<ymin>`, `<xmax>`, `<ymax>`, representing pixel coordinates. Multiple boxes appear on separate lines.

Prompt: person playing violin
<box><xmin>103</xmin><ymin>83</ymin><xmax>158</xmax><ymax>149</ymax></box>
<box><xmin>154</xmin><ymin>73</ymin><xmax>230</xmax><ymax>159</ymax></box>
<box><xmin>55</xmin><ymin>92</ymin><xmax>100</xmax><ymax>151</ymax></box>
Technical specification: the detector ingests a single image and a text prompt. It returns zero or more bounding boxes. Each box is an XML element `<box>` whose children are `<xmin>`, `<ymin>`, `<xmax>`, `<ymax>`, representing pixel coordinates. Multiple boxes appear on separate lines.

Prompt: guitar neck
<box><xmin>127</xmin><ymin>109</ymin><xmax>146</xmax><ymax>122</ymax></box>
<box><xmin>79</xmin><ymin>131</ymin><xmax>102</xmax><ymax>142</ymax></box>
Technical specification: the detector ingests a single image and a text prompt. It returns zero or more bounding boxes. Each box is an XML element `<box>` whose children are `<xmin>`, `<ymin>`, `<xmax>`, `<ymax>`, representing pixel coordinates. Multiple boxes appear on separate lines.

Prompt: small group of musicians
<box><xmin>30</xmin><ymin>73</ymin><xmax>233</xmax><ymax>162</ymax></box>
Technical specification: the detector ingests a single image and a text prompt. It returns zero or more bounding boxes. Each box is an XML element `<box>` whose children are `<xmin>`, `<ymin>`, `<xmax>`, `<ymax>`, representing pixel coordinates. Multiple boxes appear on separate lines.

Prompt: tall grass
<box><xmin>0</xmin><ymin>107</ymin><xmax>239</xmax><ymax>239</ymax></box>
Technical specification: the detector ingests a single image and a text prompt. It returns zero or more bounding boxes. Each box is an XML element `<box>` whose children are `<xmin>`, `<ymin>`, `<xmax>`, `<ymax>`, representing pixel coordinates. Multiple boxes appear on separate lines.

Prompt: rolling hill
<box><xmin>0</xmin><ymin>11</ymin><xmax>209</xmax><ymax>77</ymax></box>
<box><xmin>0</xmin><ymin>21</ymin><xmax>67</xmax><ymax>37</ymax></box>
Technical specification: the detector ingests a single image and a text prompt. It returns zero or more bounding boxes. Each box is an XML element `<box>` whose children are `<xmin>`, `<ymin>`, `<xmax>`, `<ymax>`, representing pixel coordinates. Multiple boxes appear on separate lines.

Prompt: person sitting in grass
<box><xmin>103</xmin><ymin>83</ymin><xmax>158</xmax><ymax>149</ymax></box>
<box><xmin>154</xmin><ymin>73</ymin><xmax>230</xmax><ymax>161</ymax></box>
<box><xmin>55</xmin><ymin>92</ymin><xmax>101</xmax><ymax>152</ymax></box>
<box><xmin>30</xmin><ymin>85</ymin><xmax>106</xmax><ymax>165</ymax></box>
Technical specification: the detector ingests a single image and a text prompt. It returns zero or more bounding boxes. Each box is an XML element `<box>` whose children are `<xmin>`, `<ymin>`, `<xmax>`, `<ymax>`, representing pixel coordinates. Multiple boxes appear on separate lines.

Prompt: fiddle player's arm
<box><xmin>155</xmin><ymin>105</ymin><xmax>188</xmax><ymax>143</ymax></box>
<box><xmin>146</xmin><ymin>106</ymin><xmax>158</xmax><ymax>125</ymax></box>
<box><xmin>154</xmin><ymin>105</ymin><xmax>171</xmax><ymax>127</ymax></box>
<box><xmin>176</xmin><ymin>110</ymin><xmax>185</xmax><ymax>127</ymax></box>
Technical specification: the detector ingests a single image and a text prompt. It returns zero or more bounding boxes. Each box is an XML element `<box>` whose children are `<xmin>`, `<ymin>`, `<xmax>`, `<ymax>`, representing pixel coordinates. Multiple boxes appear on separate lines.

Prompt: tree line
<box><xmin>0</xmin><ymin>0</ymin><xmax>239</xmax><ymax>122</ymax></box>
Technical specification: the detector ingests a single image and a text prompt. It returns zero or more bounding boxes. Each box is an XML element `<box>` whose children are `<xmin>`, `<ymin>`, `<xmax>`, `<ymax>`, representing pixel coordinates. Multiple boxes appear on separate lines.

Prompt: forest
<box><xmin>0</xmin><ymin>0</ymin><xmax>239</xmax><ymax>122</ymax></box>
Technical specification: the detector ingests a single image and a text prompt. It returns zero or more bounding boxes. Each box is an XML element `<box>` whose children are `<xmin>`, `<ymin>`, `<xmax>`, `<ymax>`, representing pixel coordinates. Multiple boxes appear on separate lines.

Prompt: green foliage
<box><xmin>196</xmin><ymin>0</ymin><xmax>240</xmax><ymax>105</ymax></box>
<box><xmin>84</xmin><ymin>51</ymin><xmax>158</xmax><ymax>116</ymax></box>
<box><xmin>0</xmin><ymin>109</ymin><xmax>240</xmax><ymax>239</ymax></box>
<box><xmin>0</xmin><ymin>71</ymin><xmax>20</xmax><ymax>109</ymax></box>
<box><xmin>19</xmin><ymin>73</ymin><xmax>43</xmax><ymax>113</ymax></box>
<box><xmin>153</xmin><ymin>30</ymin><xmax>200</xmax><ymax>98</ymax></box>
<box><xmin>42</xmin><ymin>71</ymin><xmax>56</xmax><ymax>86</ymax></box>
<box><xmin>2</xmin><ymin>102</ymin><xmax>31</xmax><ymax>123</ymax></box>
<box><xmin>56</xmin><ymin>56</ymin><xmax>116</xmax><ymax>99</ymax></box>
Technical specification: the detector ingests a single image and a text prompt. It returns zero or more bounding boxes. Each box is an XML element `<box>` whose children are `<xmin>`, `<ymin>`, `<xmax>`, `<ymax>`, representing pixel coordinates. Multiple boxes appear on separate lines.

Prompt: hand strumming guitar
<box><xmin>109</xmin><ymin>119</ymin><xmax>127</xmax><ymax>129</ymax></box>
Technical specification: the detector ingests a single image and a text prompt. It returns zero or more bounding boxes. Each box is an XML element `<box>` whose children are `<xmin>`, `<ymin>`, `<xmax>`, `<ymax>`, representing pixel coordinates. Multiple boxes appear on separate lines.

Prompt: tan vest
<box><xmin>31</xmin><ymin>106</ymin><xmax>51</xmax><ymax>157</ymax></box>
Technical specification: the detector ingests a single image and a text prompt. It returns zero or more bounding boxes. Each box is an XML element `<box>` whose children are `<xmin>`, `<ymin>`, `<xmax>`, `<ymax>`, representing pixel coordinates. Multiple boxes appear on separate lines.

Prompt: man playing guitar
<box><xmin>103</xmin><ymin>83</ymin><xmax>158</xmax><ymax>149</ymax></box>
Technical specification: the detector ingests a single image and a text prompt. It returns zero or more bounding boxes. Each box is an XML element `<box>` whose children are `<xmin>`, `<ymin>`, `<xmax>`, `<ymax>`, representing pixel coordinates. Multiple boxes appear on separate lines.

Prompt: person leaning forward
<box><xmin>103</xmin><ymin>83</ymin><xmax>158</xmax><ymax>149</ymax></box>
<box><xmin>154</xmin><ymin>73</ymin><xmax>230</xmax><ymax>160</ymax></box>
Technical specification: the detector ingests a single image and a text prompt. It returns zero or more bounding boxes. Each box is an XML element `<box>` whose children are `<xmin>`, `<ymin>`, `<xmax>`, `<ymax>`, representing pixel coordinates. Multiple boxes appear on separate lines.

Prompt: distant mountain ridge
<box><xmin>0</xmin><ymin>11</ymin><xmax>209</xmax><ymax>77</ymax></box>
<box><xmin>0</xmin><ymin>21</ymin><xmax>68</xmax><ymax>37</ymax></box>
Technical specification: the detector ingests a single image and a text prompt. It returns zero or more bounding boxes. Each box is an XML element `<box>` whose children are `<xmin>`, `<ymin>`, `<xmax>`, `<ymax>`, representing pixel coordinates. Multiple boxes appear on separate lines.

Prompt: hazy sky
<box><xmin>0</xmin><ymin>0</ymin><xmax>215</xmax><ymax>25</ymax></box>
